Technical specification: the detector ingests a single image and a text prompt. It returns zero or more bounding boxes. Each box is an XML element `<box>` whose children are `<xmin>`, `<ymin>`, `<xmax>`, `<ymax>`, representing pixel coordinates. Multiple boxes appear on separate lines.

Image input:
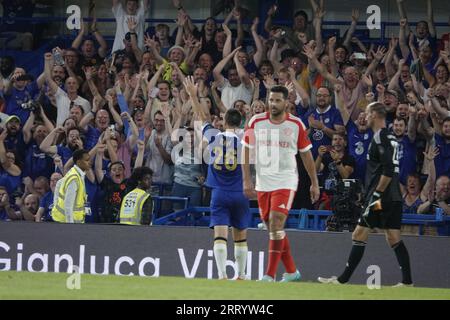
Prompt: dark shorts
<box><xmin>358</xmin><ymin>200</ymin><xmax>403</xmax><ymax>230</ymax></box>
<box><xmin>210</xmin><ymin>190</ymin><xmax>251</xmax><ymax>230</ymax></box>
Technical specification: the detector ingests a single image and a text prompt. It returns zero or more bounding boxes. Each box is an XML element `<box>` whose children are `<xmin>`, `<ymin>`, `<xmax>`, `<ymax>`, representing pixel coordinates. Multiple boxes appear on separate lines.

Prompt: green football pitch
<box><xmin>0</xmin><ymin>271</ymin><xmax>449</xmax><ymax>300</ymax></box>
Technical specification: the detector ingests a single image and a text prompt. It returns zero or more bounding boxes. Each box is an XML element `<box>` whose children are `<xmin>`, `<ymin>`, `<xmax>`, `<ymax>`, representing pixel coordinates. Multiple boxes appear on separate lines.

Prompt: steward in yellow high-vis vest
<box><xmin>120</xmin><ymin>167</ymin><xmax>153</xmax><ymax>225</ymax></box>
<box><xmin>52</xmin><ymin>150</ymin><xmax>91</xmax><ymax>223</ymax></box>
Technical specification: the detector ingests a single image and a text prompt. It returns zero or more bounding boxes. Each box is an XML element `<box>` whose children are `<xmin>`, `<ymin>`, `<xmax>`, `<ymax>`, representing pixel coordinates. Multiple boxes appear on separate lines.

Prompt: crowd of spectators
<box><xmin>0</xmin><ymin>0</ymin><xmax>449</xmax><ymax>234</ymax></box>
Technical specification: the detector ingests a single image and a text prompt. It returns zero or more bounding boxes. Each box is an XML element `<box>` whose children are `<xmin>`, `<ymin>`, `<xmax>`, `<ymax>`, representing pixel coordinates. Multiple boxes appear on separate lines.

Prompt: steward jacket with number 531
<box><xmin>365</xmin><ymin>128</ymin><xmax>402</xmax><ymax>204</ymax></box>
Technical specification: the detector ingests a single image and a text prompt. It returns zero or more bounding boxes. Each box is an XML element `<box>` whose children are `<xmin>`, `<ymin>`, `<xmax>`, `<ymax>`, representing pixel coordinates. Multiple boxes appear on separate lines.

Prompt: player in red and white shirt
<box><xmin>242</xmin><ymin>85</ymin><xmax>320</xmax><ymax>282</ymax></box>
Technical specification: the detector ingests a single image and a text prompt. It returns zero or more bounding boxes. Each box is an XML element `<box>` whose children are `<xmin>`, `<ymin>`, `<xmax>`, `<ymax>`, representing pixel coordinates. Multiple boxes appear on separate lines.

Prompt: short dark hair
<box><xmin>368</xmin><ymin>102</ymin><xmax>387</xmax><ymax>118</ymax></box>
<box><xmin>225</xmin><ymin>109</ymin><xmax>242</xmax><ymax>128</ymax></box>
<box><xmin>154</xmin><ymin>111</ymin><xmax>164</xmax><ymax>119</ymax></box>
<box><xmin>270</xmin><ymin>86</ymin><xmax>289</xmax><ymax>100</ymax></box>
<box><xmin>394</xmin><ymin>117</ymin><xmax>407</xmax><ymax>126</ymax></box>
<box><xmin>129</xmin><ymin>166</ymin><xmax>153</xmax><ymax>189</ymax></box>
<box><xmin>294</xmin><ymin>10</ymin><xmax>308</xmax><ymax>21</ymax></box>
<box><xmin>442</xmin><ymin>117</ymin><xmax>450</xmax><ymax>124</ymax></box>
<box><xmin>73</xmin><ymin>149</ymin><xmax>89</xmax><ymax>164</ymax></box>
<box><xmin>132</xmin><ymin>166</ymin><xmax>153</xmax><ymax>180</ymax></box>
<box><xmin>67</xmin><ymin>127</ymin><xmax>81</xmax><ymax>135</ymax></box>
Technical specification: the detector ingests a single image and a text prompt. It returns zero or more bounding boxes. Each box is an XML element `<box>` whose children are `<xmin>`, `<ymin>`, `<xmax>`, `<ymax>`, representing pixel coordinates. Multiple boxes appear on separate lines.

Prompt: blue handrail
<box><xmin>152</xmin><ymin>206</ymin><xmax>450</xmax><ymax>235</ymax></box>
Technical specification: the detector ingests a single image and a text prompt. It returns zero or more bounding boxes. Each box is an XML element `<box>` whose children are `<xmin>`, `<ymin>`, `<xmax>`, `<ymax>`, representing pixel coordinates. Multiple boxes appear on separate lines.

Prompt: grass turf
<box><xmin>0</xmin><ymin>271</ymin><xmax>449</xmax><ymax>300</ymax></box>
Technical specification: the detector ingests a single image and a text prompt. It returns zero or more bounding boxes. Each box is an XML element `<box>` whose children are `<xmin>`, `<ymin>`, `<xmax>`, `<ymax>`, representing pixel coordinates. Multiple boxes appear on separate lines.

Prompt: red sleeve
<box><xmin>243</xmin><ymin>121</ymin><xmax>256</xmax><ymax>147</ymax></box>
<box><xmin>297</xmin><ymin>120</ymin><xmax>312</xmax><ymax>152</ymax></box>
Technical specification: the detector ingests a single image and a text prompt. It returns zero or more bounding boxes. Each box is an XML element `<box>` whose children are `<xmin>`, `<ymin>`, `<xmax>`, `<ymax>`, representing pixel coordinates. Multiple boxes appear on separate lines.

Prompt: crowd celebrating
<box><xmin>0</xmin><ymin>0</ymin><xmax>449</xmax><ymax>228</ymax></box>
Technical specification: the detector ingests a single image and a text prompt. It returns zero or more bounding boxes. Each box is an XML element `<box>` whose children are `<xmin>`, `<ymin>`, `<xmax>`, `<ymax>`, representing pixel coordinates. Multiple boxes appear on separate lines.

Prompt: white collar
<box><xmin>316</xmin><ymin>105</ymin><xmax>331</xmax><ymax>114</ymax></box>
<box><xmin>74</xmin><ymin>165</ymin><xmax>86</xmax><ymax>178</ymax></box>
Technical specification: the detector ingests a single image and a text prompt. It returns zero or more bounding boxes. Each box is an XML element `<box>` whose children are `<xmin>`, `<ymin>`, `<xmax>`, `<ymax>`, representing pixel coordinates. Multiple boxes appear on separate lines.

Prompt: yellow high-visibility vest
<box><xmin>119</xmin><ymin>188</ymin><xmax>151</xmax><ymax>225</ymax></box>
<box><xmin>52</xmin><ymin>167</ymin><xmax>87</xmax><ymax>223</ymax></box>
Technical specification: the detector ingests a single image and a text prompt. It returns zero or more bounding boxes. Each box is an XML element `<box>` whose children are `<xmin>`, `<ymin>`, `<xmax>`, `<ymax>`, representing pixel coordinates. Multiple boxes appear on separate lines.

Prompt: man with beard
<box><xmin>418</xmin><ymin>175</ymin><xmax>450</xmax><ymax>215</ymax></box>
<box><xmin>2</xmin><ymin>115</ymin><xmax>26</xmax><ymax>161</ymax></box>
<box><xmin>95</xmin><ymin>139</ymin><xmax>145</xmax><ymax>223</ymax></box>
<box><xmin>243</xmin><ymin>86</ymin><xmax>320</xmax><ymax>282</ymax></box>
<box><xmin>306</xmin><ymin>87</ymin><xmax>345</xmax><ymax>158</ymax></box>
<box><xmin>22</xmin><ymin>106</ymin><xmax>55</xmax><ymax>180</ymax></box>
<box><xmin>213</xmin><ymin>47</ymin><xmax>253</xmax><ymax>109</ymax></box>
<box><xmin>433</xmin><ymin>117</ymin><xmax>450</xmax><ymax>178</ymax></box>
<box><xmin>392</xmin><ymin>118</ymin><xmax>417</xmax><ymax>190</ymax></box>
<box><xmin>34</xmin><ymin>172</ymin><xmax>63</xmax><ymax>222</ymax></box>
<box><xmin>319</xmin><ymin>102</ymin><xmax>413</xmax><ymax>287</ymax></box>
<box><xmin>44</xmin><ymin>53</ymin><xmax>91</xmax><ymax>126</ymax></box>
<box><xmin>79</xmin><ymin>108</ymin><xmax>115</xmax><ymax>151</ymax></box>
<box><xmin>145</xmin><ymin>111</ymin><xmax>174</xmax><ymax>186</ymax></box>
<box><xmin>8</xmin><ymin>194</ymin><xmax>39</xmax><ymax>221</ymax></box>
<box><xmin>380</xmin><ymin>87</ymin><xmax>402</xmax><ymax>128</ymax></box>
<box><xmin>40</xmin><ymin>126</ymin><xmax>84</xmax><ymax>166</ymax></box>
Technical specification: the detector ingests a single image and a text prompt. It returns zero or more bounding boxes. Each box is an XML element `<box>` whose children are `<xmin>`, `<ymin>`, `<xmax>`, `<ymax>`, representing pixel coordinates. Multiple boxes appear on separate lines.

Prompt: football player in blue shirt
<box><xmin>205</xmin><ymin>109</ymin><xmax>250</xmax><ymax>280</ymax></box>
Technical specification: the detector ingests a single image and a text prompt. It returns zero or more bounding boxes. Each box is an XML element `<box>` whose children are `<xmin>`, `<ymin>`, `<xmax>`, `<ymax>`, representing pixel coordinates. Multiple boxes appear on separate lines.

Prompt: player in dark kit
<box><xmin>318</xmin><ymin>102</ymin><xmax>413</xmax><ymax>287</ymax></box>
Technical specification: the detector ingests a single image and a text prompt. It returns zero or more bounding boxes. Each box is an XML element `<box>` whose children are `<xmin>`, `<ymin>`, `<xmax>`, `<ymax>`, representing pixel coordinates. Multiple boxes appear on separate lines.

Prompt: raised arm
<box><xmin>79</xmin><ymin>96</ymin><xmax>101</xmax><ymax>130</ymax></box>
<box><xmin>264</xmin><ymin>4</ymin><xmax>277</xmax><ymax>34</ymax></box>
<box><xmin>213</xmin><ymin>46</ymin><xmax>241</xmax><ymax>88</ymax></box>
<box><xmin>233</xmin><ymin>8</ymin><xmax>245</xmax><ymax>48</ymax></box>
<box><xmin>183</xmin><ymin>76</ymin><xmax>210</xmax><ymax>123</ymax></box>
<box><xmin>44</xmin><ymin>52</ymin><xmax>59</xmax><ymax>95</ymax></box>
<box><xmin>22</xmin><ymin>112</ymin><xmax>35</xmax><ymax>145</ymax></box>
<box><xmin>134</xmin><ymin>140</ymin><xmax>145</xmax><ymax>168</ymax></box>
<box><xmin>288</xmin><ymin>68</ymin><xmax>310</xmax><ymax>108</ymax></box>
<box><xmin>71</xmin><ymin>19</ymin><xmax>87</xmax><ymax>50</ymax></box>
<box><xmin>251</xmin><ymin>18</ymin><xmax>264</xmax><ymax>67</ymax></box>
<box><xmin>428</xmin><ymin>89</ymin><xmax>449</xmax><ymax>120</ymax></box>
<box><xmin>397</xmin><ymin>0</ymin><xmax>411</xmax><ymax>34</ymax></box>
<box><xmin>334</xmin><ymin>84</ymin><xmax>350</xmax><ymax>125</ymax></box>
<box><xmin>399</xmin><ymin>19</ymin><xmax>410</xmax><ymax>59</ymax></box>
<box><xmin>39</xmin><ymin>127</ymin><xmax>63</xmax><ymax>155</ymax></box>
<box><xmin>0</xmin><ymin>131</ymin><xmax>21</xmax><ymax>176</ymax></box>
<box><xmin>312</xmin><ymin>4</ymin><xmax>325</xmax><ymax>56</ymax></box>
<box><xmin>233</xmin><ymin>50</ymin><xmax>252</xmax><ymax>88</ymax></box>
<box><xmin>222</xmin><ymin>24</ymin><xmax>233</xmax><ymax>59</ymax></box>
<box><xmin>95</xmin><ymin>143</ymin><xmax>106</xmax><ymax>183</ymax></box>
<box><xmin>343</xmin><ymin>9</ymin><xmax>360</xmax><ymax>51</ymax></box>
<box><xmin>427</xmin><ymin>0</ymin><xmax>436</xmax><ymax>38</ymax></box>
<box><xmin>123</xmin><ymin>112</ymin><xmax>139</xmax><ymax>149</ymax></box>
<box><xmin>303</xmin><ymin>44</ymin><xmax>340</xmax><ymax>86</ymax></box>
<box><xmin>91</xmin><ymin>17</ymin><xmax>108</xmax><ymax>58</ymax></box>
<box><xmin>128</xmin><ymin>17</ymin><xmax>143</xmax><ymax>64</ymax></box>
<box><xmin>144</xmin><ymin>34</ymin><xmax>165</xmax><ymax>65</ymax></box>
<box><xmin>421</xmin><ymin>147</ymin><xmax>438</xmax><ymax>201</ymax></box>
<box><xmin>407</xmin><ymin>106</ymin><xmax>417</xmax><ymax>142</ymax></box>
<box><xmin>365</xmin><ymin>46</ymin><xmax>387</xmax><ymax>77</ymax></box>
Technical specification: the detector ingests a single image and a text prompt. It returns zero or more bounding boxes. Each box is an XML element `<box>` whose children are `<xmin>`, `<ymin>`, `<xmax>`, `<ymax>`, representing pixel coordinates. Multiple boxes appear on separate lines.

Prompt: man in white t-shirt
<box><xmin>242</xmin><ymin>85</ymin><xmax>320</xmax><ymax>283</ymax></box>
<box><xmin>44</xmin><ymin>53</ymin><xmax>91</xmax><ymax>126</ymax></box>
<box><xmin>213</xmin><ymin>47</ymin><xmax>253</xmax><ymax>109</ymax></box>
<box><xmin>112</xmin><ymin>0</ymin><xmax>149</xmax><ymax>52</ymax></box>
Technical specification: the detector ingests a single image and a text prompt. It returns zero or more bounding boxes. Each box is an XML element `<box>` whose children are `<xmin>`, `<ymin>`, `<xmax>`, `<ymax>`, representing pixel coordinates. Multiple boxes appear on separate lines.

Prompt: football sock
<box><xmin>213</xmin><ymin>238</ymin><xmax>228</xmax><ymax>279</ymax></box>
<box><xmin>338</xmin><ymin>240</ymin><xmax>366</xmax><ymax>284</ymax></box>
<box><xmin>234</xmin><ymin>240</ymin><xmax>248</xmax><ymax>279</ymax></box>
<box><xmin>281</xmin><ymin>236</ymin><xmax>297</xmax><ymax>274</ymax></box>
<box><xmin>392</xmin><ymin>241</ymin><xmax>413</xmax><ymax>285</ymax></box>
<box><xmin>266</xmin><ymin>232</ymin><xmax>285</xmax><ymax>279</ymax></box>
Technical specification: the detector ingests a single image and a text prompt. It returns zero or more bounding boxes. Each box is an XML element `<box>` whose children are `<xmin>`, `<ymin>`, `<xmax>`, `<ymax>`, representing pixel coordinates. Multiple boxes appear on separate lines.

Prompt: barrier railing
<box><xmin>152</xmin><ymin>204</ymin><xmax>450</xmax><ymax>236</ymax></box>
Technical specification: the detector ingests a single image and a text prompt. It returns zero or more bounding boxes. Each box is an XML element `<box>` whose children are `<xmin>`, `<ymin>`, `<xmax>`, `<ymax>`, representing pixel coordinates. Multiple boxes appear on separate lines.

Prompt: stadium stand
<box><xmin>0</xmin><ymin>0</ymin><xmax>449</xmax><ymax>238</ymax></box>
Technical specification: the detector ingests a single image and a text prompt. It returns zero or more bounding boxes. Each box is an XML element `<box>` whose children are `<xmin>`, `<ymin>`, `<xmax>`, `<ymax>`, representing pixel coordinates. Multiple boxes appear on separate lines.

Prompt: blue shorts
<box><xmin>209</xmin><ymin>189</ymin><xmax>251</xmax><ymax>230</ymax></box>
